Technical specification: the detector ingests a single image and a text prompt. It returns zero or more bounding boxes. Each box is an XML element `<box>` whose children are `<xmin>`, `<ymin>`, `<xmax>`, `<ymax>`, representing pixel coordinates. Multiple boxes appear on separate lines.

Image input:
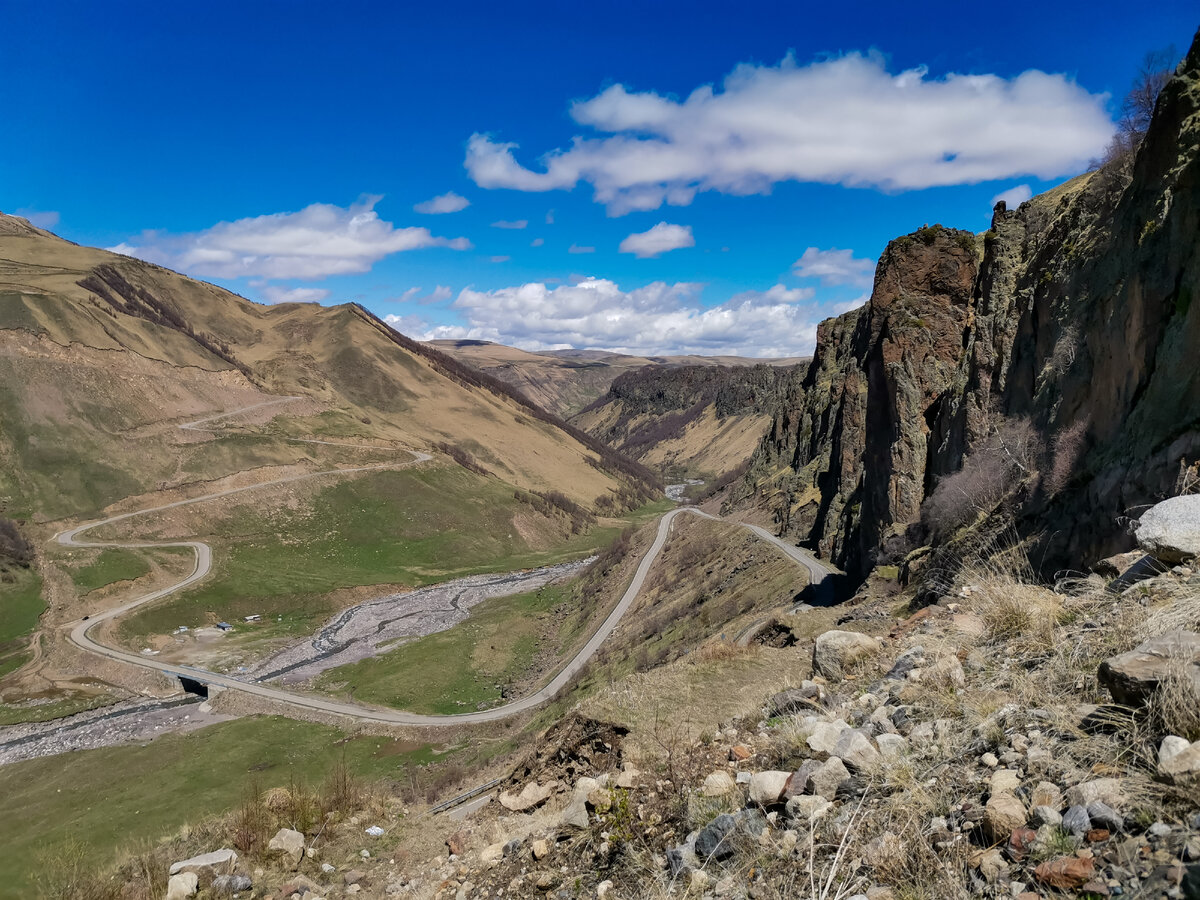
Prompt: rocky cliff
<box><xmin>742</xmin><ymin>31</ymin><xmax>1200</xmax><ymax>582</ymax></box>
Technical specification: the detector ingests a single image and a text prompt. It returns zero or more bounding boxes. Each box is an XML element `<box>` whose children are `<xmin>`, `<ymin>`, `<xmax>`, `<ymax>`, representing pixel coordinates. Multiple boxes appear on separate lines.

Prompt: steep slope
<box><xmin>430</xmin><ymin>338</ymin><xmax>804</xmax><ymax>418</ymax></box>
<box><xmin>0</xmin><ymin>217</ymin><xmax>657</xmax><ymax>523</ymax></box>
<box><xmin>573</xmin><ymin>364</ymin><xmax>803</xmax><ymax>482</ymax></box>
<box><xmin>740</xmin><ymin>32</ymin><xmax>1200</xmax><ymax>581</ymax></box>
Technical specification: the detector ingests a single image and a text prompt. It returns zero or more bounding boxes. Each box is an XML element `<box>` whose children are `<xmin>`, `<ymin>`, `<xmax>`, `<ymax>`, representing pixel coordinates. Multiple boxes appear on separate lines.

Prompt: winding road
<box><xmin>53</xmin><ymin>400</ymin><xmax>834</xmax><ymax>727</ymax></box>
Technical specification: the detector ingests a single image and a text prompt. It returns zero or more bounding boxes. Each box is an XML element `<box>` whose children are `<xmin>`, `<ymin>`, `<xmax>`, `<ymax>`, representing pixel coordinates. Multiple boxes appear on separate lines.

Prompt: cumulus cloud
<box><xmin>991</xmin><ymin>183</ymin><xmax>1033</xmax><ymax>208</ymax></box>
<box><xmin>414</xmin><ymin>191</ymin><xmax>470</xmax><ymax>214</ymax></box>
<box><xmin>490</xmin><ymin>255</ymin><xmax>512</xmax><ymax>262</ymax></box>
<box><xmin>386</xmin><ymin>278</ymin><xmax>825</xmax><ymax>356</ymax></box>
<box><xmin>465</xmin><ymin>52</ymin><xmax>1113</xmax><ymax>213</ymax></box>
<box><xmin>110</xmin><ymin>196</ymin><xmax>471</xmax><ymax>280</ymax></box>
<box><xmin>568</xmin><ymin>244</ymin><xmax>595</xmax><ymax>254</ymax></box>
<box><xmin>531</xmin><ymin>237</ymin><xmax>545</xmax><ymax>247</ymax></box>
<box><xmin>491</xmin><ymin>219</ymin><xmax>528</xmax><ymax>229</ymax></box>
<box><xmin>793</xmin><ymin>247</ymin><xmax>876</xmax><ymax>287</ymax></box>
<box><xmin>619</xmin><ymin>221</ymin><xmax>695</xmax><ymax>258</ymax></box>
<box><xmin>259</xmin><ymin>285</ymin><xmax>330</xmax><ymax>305</ymax></box>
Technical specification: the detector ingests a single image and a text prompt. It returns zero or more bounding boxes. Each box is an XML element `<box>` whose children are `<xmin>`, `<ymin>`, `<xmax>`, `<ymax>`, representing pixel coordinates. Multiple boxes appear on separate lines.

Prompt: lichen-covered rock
<box><xmin>267</xmin><ymin>828</ymin><xmax>305</xmax><ymax>867</ymax></box>
<box><xmin>1158</xmin><ymin>734</ymin><xmax>1200</xmax><ymax>785</ymax></box>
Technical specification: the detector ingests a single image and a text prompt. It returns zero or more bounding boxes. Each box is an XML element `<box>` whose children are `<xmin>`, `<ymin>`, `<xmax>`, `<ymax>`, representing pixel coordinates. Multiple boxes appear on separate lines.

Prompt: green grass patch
<box><xmin>117</xmin><ymin>468</ymin><xmax>669</xmax><ymax>642</ymax></box>
<box><xmin>0</xmin><ymin>568</ymin><xmax>43</xmax><ymax>645</ymax></box>
<box><xmin>0</xmin><ymin>692</ymin><xmax>115</xmax><ymax>726</ymax></box>
<box><xmin>69</xmin><ymin>548</ymin><xmax>152</xmax><ymax>594</ymax></box>
<box><xmin>316</xmin><ymin>581</ymin><xmax>578</xmax><ymax>714</ymax></box>
<box><xmin>0</xmin><ymin>716</ymin><xmax>444</xmax><ymax>897</ymax></box>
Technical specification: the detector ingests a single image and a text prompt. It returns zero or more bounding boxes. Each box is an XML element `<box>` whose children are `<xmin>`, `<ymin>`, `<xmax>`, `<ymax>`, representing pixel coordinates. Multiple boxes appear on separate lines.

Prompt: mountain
<box><xmin>736</xmin><ymin>35</ymin><xmax>1200</xmax><ymax>583</ymax></box>
<box><xmin>428</xmin><ymin>338</ymin><xmax>804</xmax><ymax>418</ymax></box>
<box><xmin>572</xmin><ymin>363</ymin><xmax>804</xmax><ymax>483</ymax></box>
<box><xmin>0</xmin><ymin>217</ymin><xmax>657</xmax><ymax>525</ymax></box>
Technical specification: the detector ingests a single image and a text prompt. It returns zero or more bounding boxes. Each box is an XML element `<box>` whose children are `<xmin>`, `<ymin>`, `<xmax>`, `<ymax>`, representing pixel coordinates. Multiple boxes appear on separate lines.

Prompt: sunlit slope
<box><xmin>0</xmin><ymin>213</ymin><xmax>655</xmax><ymax>522</ymax></box>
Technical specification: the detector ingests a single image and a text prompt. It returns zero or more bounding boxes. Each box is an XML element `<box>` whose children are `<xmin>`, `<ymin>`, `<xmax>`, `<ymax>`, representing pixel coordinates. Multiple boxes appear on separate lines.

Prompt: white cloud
<box><xmin>490</xmin><ymin>255</ymin><xmax>512</xmax><ymax>262</ymax></box>
<box><xmin>414</xmin><ymin>191</ymin><xmax>470</xmax><ymax>214</ymax></box>
<box><xmin>386</xmin><ymin>278</ymin><xmax>825</xmax><ymax>356</ymax></box>
<box><xmin>991</xmin><ymin>183</ymin><xmax>1033</xmax><ymax>208</ymax></box>
<box><xmin>391</xmin><ymin>285</ymin><xmax>452</xmax><ymax>304</ymax></box>
<box><xmin>545</xmin><ymin>209</ymin><xmax>555</xmax><ymax>224</ymax></box>
<box><xmin>466</xmin><ymin>52</ymin><xmax>1113</xmax><ymax>213</ymax></box>
<box><xmin>619</xmin><ymin>221</ymin><xmax>695</xmax><ymax>258</ymax></box>
<box><xmin>793</xmin><ymin>247</ymin><xmax>875</xmax><ymax>287</ymax></box>
<box><xmin>491</xmin><ymin>219</ymin><xmax>528</xmax><ymax>229</ymax></box>
<box><xmin>111</xmin><ymin>196</ymin><xmax>471</xmax><ymax>280</ymax></box>
<box><xmin>14</xmin><ymin>208</ymin><xmax>60</xmax><ymax>229</ymax></box>
<box><xmin>531</xmin><ymin>237</ymin><xmax>545</xmax><ymax>247</ymax></box>
<box><xmin>568</xmin><ymin>244</ymin><xmax>595</xmax><ymax>254</ymax></box>
<box><xmin>260</xmin><ymin>285</ymin><xmax>330</xmax><ymax>305</ymax></box>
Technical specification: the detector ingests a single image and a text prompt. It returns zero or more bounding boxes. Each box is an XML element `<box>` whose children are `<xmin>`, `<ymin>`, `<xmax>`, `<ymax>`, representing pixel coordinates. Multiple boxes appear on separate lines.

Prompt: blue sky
<box><xmin>5</xmin><ymin>1</ymin><xmax>1196</xmax><ymax>356</ymax></box>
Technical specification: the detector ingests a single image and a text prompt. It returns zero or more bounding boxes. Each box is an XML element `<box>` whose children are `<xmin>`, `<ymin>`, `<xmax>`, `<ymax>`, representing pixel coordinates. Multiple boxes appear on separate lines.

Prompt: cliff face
<box><xmin>745</xmin><ymin>32</ymin><xmax>1200</xmax><ymax>581</ymax></box>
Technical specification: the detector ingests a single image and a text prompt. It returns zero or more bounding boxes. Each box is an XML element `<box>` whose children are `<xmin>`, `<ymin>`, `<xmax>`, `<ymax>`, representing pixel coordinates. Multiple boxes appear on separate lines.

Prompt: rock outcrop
<box><xmin>739</xmin><ymin>33</ymin><xmax>1200</xmax><ymax>582</ymax></box>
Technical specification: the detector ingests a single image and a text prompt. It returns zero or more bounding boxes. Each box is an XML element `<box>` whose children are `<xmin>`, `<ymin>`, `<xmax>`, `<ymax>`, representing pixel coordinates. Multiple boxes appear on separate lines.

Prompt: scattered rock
<box><xmin>1158</xmin><ymin>735</ymin><xmax>1200</xmax><ymax>785</ymax></box>
<box><xmin>813</xmin><ymin>631</ymin><xmax>882</xmax><ymax>680</ymax></box>
<box><xmin>1030</xmin><ymin>782</ymin><xmax>1064</xmax><ymax>810</ymax></box>
<box><xmin>169</xmin><ymin>849</ymin><xmax>238</xmax><ymax>878</ymax></box>
<box><xmin>695</xmin><ymin>814</ymin><xmax>737</xmax><ymax>862</ymax></box>
<box><xmin>832</xmin><ymin>729</ymin><xmax>881</xmax><ymax>771</ymax></box>
<box><xmin>165</xmin><ymin>873</ymin><xmax>198</xmax><ymax>900</ymax></box>
<box><xmin>786</xmin><ymin>795</ymin><xmax>833</xmax><ymax>823</ymax></box>
<box><xmin>749</xmin><ymin>771</ymin><xmax>792</xmax><ymax>806</ymax></box>
<box><xmin>1063</xmin><ymin>805</ymin><xmax>1092</xmax><ymax>836</ymax></box>
<box><xmin>1086</xmin><ymin>802</ymin><xmax>1122</xmax><ymax>832</ymax></box>
<box><xmin>702</xmin><ymin>771</ymin><xmax>738</xmax><ymax>796</ymax></box>
<box><xmin>730</xmin><ymin>744</ymin><xmax>753</xmax><ymax>761</ymax></box>
<box><xmin>531</xmin><ymin>839</ymin><xmax>549</xmax><ymax>860</ymax></box>
<box><xmin>1032</xmin><ymin>806</ymin><xmax>1063</xmax><ymax>827</ymax></box>
<box><xmin>809</xmin><ymin>757</ymin><xmax>851</xmax><ymax>800</ymax></box>
<box><xmin>1064</xmin><ymin>778</ymin><xmax>1125</xmax><ymax>809</ymax></box>
<box><xmin>806</xmin><ymin>720</ymin><xmax>850</xmax><ymax>756</ymax></box>
<box><xmin>446</xmin><ymin>831</ymin><xmax>469</xmax><ymax>857</ymax></box>
<box><xmin>1135</xmin><ymin>495</ymin><xmax>1200</xmax><ymax>563</ymax></box>
<box><xmin>1098</xmin><ymin>631</ymin><xmax>1200</xmax><ymax>706</ymax></box>
<box><xmin>875</xmin><ymin>733</ymin><xmax>908</xmax><ymax>761</ymax></box>
<box><xmin>990</xmin><ymin>769</ymin><xmax>1021</xmax><ymax>795</ymax></box>
<box><xmin>615</xmin><ymin>766</ymin><xmax>640</xmax><ymax>789</ymax></box>
<box><xmin>985</xmin><ymin>793</ymin><xmax>1027</xmax><ymax>841</ymax></box>
<box><xmin>768</xmin><ymin>685</ymin><xmax>823</xmax><ymax>717</ymax></box>
<box><xmin>499</xmin><ymin>781</ymin><xmax>555</xmax><ymax>812</ymax></box>
<box><xmin>267</xmin><ymin>828</ymin><xmax>306</xmax><ymax>867</ymax></box>
<box><xmin>1034</xmin><ymin>855</ymin><xmax>1096</xmax><ymax>889</ymax></box>
<box><xmin>480</xmin><ymin>842</ymin><xmax>505</xmax><ymax>867</ymax></box>
<box><xmin>209</xmin><ymin>874</ymin><xmax>252</xmax><ymax>896</ymax></box>
<box><xmin>344</xmin><ymin>869</ymin><xmax>366</xmax><ymax>886</ymax></box>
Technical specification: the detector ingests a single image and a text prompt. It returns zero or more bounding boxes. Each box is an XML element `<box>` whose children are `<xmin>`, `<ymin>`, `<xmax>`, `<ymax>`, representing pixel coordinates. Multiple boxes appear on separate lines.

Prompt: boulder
<box><xmin>875</xmin><ymin>733</ymin><xmax>908</xmax><ymax>761</ymax></box>
<box><xmin>499</xmin><ymin>781</ymin><xmax>556</xmax><ymax>812</ymax></box>
<box><xmin>989</xmin><ymin>769</ymin><xmax>1021</xmax><ymax>796</ymax></box>
<box><xmin>615</xmin><ymin>766</ymin><xmax>640</xmax><ymax>789</ymax></box>
<box><xmin>165</xmin><ymin>873</ymin><xmax>199</xmax><ymax>900</ymax></box>
<box><xmin>831</xmin><ymin>730</ymin><xmax>881</xmax><ymax>771</ymax></box>
<box><xmin>1034</xmin><ymin>855</ymin><xmax>1095</xmax><ymax>889</ymax></box>
<box><xmin>786</xmin><ymin>795</ymin><xmax>833</xmax><ymax>824</ymax></box>
<box><xmin>701</xmin><ymin>770</ymin><xmax>738</xmax><ymax>796</ymax></box>
<box><xmin>446</xmin><ymin>830</ymin><xmax>470</xmax><ymax>857</ymax></box>
<box><xmin>1063</xmin><ymin>778</ymin><xmax>1124</xmax><ymax>810</ymax></box>
<box><xmin>749</xmin><ymin>771</ymin><xmax>792</xmax><ymax>806</ymax></box>
<box><xmin>813</xmin><ymin>631</ymin><xmax>882</xmax><ymax>680</ymax></box>
<box><xmin>210</xmin><ymin>875</ymin><xmax>252</xmax><ymax>896</ymax></box>
<box><xmin>695</xmin><ymin>814</ymin><xmax>737</xmax><ymax>862</ymax></box>
<box><xmin>480</xmin><ymin>842</ymin><xmax>505</xmax><ymax>866</ymax></box>
<box><xmin>785</xmin><ymin>760</ymin><xmax>822</xmax><ymax>797</ymax></box>
<box><xmin>1030</xmin><ymin>781</ymin><xmax>1063</xmax><ymax>810</ymax></box>
<box><xmin>1158</xmin><ymin>735</ymin><xmax>1200</xmax><ymax>785</ymax></box>
<box><xmin>531</xmin><ymin>839</ymin><xmax>550</xmax><ymax>860</ymax></box>
<box><xmin>560</xmin><ymin>795</ymin><xmax>589</xmax><ymax>829</ymax></box>
<box><xmin>984</xmin><ymin>794</ymin><xmax>1027</xmax><ymax>841</ymax></box>
<box><xmin>1098</xmin><ymin>630</ymin><xmax>1200</xmax><ymax>706</ymax></box>
<box><xmin>267</xmin><ymin>828</ymin><xmax>306</xmax><ymax>867</ymax></box>
<box><xmin>809</xmin><ymin>757</ymin><xmax>851</xmax><ymax>800</ymax></box>
<box><xmin>1062</xmin><ymin>805</ymin><xmax>1091</xmax><ymax>836</ymax></box>
<box><xmin>805</xmin><ymin>719</ymin><xmax>851</xmax><ymax>756</ymax></box>
<box><xmin>169</xmin><ymin>849</ymin><xmax>238</xmax><ymax>879</ymax></box>
<box><xmin>768</xmin><ymin>684</ymin><xmax>823</xmax><ymax>717</ymax></box>
<box><xmin>1135</xmin><ymin>495</ymin><xmax>1200</xmax><ymax>563</ymax></box>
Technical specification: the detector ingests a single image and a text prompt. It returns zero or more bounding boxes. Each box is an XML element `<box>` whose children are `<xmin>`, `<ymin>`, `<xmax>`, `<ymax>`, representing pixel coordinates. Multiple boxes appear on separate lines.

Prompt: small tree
<box><xmin>1093</xmin><ymin>47</ymin><xmax>1177</xmax><ymax>190</ymax></box>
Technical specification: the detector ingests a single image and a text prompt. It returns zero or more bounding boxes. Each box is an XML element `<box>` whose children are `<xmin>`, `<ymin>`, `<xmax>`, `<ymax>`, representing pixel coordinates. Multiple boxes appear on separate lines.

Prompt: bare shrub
<box><xmin>230</xmin><ymin>781</ymin><xmax>270</xmax><ymax>856</ymax></box>
<box><xmin>922</xmin><ymin>417</ymin><xmax>1040</xmax><ymax>539</ymax></box>
<box><xmin>1045</xmin><ymin>417</ymin><xmax>1089</xmax><ymax>495</ymax></box>
<box><xmin>1091</xmin><ymin>47</ymin><xmax>1177</xmax><ymax>192</ymax></box>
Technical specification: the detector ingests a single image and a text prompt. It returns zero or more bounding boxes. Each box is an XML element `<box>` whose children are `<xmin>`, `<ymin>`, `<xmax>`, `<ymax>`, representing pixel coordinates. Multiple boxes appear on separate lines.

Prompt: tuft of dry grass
<box><xmin>1147</xmin><ymin>654</ymin><xmax>1200</xmax><ymax>741</ymax></box>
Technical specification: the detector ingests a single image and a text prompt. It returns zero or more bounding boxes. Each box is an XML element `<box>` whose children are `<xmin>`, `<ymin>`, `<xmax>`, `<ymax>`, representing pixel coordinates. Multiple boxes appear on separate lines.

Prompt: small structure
<box><xmin>243</xmin><ymin>614</ymin><xmax>261</xmax><ymax>622</ymax></box>
<box><xmin>216</xmin><ymin>622</ymin><xmax>233</xmax><ymax>632</ymax></box>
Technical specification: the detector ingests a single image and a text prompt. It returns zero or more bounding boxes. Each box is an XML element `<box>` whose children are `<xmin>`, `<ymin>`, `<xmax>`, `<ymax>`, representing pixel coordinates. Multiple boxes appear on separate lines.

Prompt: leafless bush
<box><xmin>1091</xmin><ymin>47</ymin><xmax>1176</xmax><ymax>192</ymax></box>
<box><xmin>1045</xmin><ymin>417</ymin><xmax>1089</xmax><ymax>495</ymax></box>
<box><xmin>922</xmin><ymin>417</ymin><xmax>1040</xmax><ymax>539</ymax></box>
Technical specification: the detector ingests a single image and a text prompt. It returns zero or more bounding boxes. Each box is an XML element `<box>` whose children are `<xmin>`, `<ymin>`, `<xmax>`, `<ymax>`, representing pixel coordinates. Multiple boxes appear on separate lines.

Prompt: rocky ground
<box><xmin>83</xmin><ymin>497</ymin><xmax>1200</xmax><ymax>900</ymax></box>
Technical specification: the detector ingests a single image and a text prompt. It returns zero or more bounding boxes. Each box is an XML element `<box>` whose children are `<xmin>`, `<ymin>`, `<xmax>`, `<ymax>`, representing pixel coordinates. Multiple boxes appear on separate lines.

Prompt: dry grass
<box><xmin>1147</xmin><ymin>654</ymin><xmax>1200</xmax><ymax>741</ymax></box>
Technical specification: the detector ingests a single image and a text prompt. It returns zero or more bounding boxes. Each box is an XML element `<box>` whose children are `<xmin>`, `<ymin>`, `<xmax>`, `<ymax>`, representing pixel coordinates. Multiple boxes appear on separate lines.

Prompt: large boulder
<box><xmin>1098</xmin><ymin>630</ymin><xmax>1200</xmax><ymax>705</ymax></box>
<box><xmin>267</xmin><ymin>828</ymin><xmax>306</xmax><ymax>867</ymax></box>
<box><xmin>499</xmin><ymin>781</ymin><xmax>555</xmax><ymax>812</ymax></box>
<box><xmin>1135</xmin><ymin>495</ymin><xmax>1200</xmax><ymax>563</ymax></box>
<box><xmin>169</xmin><ymin>849</ymin><xmax>238</xmax><ymax>880</ymax></box>
<box><xmin>813</xmin><ymin>631</ymin><xmax>882</xmax><ymax>680</ymax></box>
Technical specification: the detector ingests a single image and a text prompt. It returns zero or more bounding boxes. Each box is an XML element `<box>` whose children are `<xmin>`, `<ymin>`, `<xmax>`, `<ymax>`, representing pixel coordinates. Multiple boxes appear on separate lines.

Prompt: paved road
<box><xmin>55</xmin><ymin>401</ymin><xmax>833</xmax><ymax>727</ymax></box>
